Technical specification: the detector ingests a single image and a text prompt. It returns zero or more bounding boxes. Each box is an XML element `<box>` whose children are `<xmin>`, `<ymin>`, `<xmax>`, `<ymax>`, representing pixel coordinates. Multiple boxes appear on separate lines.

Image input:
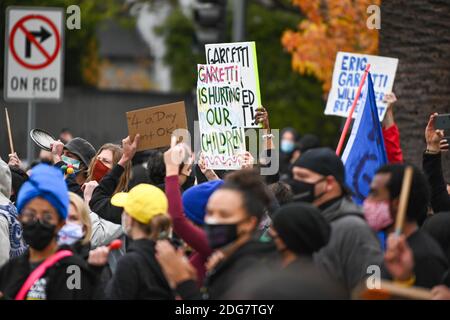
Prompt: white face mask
<box><xmin>57</xmin><ymin>222</ymin><xmax>84</xmax><ymax>246</ymax></box>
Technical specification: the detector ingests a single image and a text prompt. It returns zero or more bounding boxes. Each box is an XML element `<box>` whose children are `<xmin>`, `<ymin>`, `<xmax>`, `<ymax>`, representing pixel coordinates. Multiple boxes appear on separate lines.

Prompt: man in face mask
<box><xmin>0</xmin><ymin>164</ymin><xmax>98</xmax><ymax>300</ymax></box>
<box><xmin>364</xmin><ymin>164</ymin><xmax>449</xmax><ymax>289</ymax></box>
<box><xmin>51</xmin><ymin>137</ymin><xmax>96</xmax><ymax>198</ymax></box>
<box><xmin>287</xmin><ymin>147</ymin><xmax>383</xmax><ymax>292</ymax></box>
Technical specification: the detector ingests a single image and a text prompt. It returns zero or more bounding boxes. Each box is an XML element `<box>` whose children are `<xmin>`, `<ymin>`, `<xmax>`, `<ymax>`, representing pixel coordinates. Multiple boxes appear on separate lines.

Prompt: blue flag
<box><xmin>341</xmin><ymin>73</ymin><xmax>388</xmax><ymax>205</ymax></box>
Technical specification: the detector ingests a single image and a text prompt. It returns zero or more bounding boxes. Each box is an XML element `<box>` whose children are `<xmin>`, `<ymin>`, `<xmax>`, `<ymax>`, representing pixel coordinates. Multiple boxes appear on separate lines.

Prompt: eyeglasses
<box><xmin>21</xmin><ymin>211</ymin><xmax>55</xmax><ymax>225</ymax></box>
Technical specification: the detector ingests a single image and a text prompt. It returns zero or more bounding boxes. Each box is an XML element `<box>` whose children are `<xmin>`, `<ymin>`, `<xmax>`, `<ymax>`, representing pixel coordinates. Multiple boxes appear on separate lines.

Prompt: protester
<box><xmin>165</xmin><ymin>141</ymin><xmax>223</xmax><ymax>285</ymax></box>
<box><xmin>279</xmin><ymin>127</ymin><xmax>300</xmax><ymax>177</ymax></box>
<box><xmin>147</xmin><ymin>149</ymin><xmax>168</xmax><ymax>188</ymax></box>
<box><xmin>270</xmin><ymin>202</ymin><xmax>331</xmax><ymax>268</ymax></box>
<box><xmin>287</xmin><ymin>147</ymin><xmax>383</xmax><ymax>292</ymax></box>
<box><xmin>8</xmin><ymin>165</ymin><xmax>28</xmax><ymax>205</ymax></box>
<box><xmin>365</xmin><ymin>164</ymin><xmax>449</xmax><ymax>288</ymax></box>
<box><xmin>0</xmin><ymin>158</ymin><xmax>27</xmax><ymax>267</ymax></box>
<box><xmin>51</xmin><ymin>137</ymin><xmax>96</xmax><ymax>198</ymax></box>
<box><xmin>381</xmin><ymin>93</ymin><xmax>404</xmax><ymax>164</ymax></box>
<box><xmin>155</xmin><ymin>169</ymin><xmax>277</xmax><ymax>299</ymax></box>
<box><xmin>297</xmin><ymin>134</ymin><xmax>320</xmax><ymax>154</ymax></box>
<box><xmin>86</xmin><ymin>140</ymin><xmax>135</xmax><ymax>224</ymax></box>
<box><xmin>422</xmin><ymin>113</ymin><xmax>450</xmax><ymax>213</ymax></box>
<box><xmin>224</xmin><ymin>262</ymin><xmax>349</xmax><ymax>299</ymax></box>
<box><xmin>422</xmin><ymin>212</ymin><xmax>450</xmax><ymax>265</ymax></box>
<box><xmin>38</xmin><ymin>150</ymin><xmax>53</xmax><ymax>165</ymax></box>
<box><xmin>228</xmin><ymin>202</ymin><xmax>348</xmax><ymax>300</ymax></box>
<box><xmin>59</xmin><ymin>128</ymin><xmax>74</xmax><ymax>144</ymax></box>
<box><xmin>383</xmin><ymin>233</ymin><xmax>450</xmax><ymax>299</ymax></box>
<box><xmin>58</xmin><ymin>192</ymin><xmax>93</xmax><ymax>252</ymax></box>
<box><xmin>268</xmin><ymin>181</ymin><xmax>293</xmax><ymax>207</ymax></box>
<box><xmin>88</xmin><ymin>183</ymin><xmax>174</xmax><ymax>300</ymax></box>
<box><xmin>0</xmin><ymin>164</ymin><xmax>98</xmax><ymax>300</ymax></box>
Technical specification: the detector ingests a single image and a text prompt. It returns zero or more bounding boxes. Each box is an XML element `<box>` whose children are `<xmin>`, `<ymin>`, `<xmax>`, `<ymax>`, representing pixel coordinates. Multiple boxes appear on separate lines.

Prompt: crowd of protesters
<box><xmin>0</xmin><ymin>94</ymin><xmax>449</xmax><ymax>300</ymax></box>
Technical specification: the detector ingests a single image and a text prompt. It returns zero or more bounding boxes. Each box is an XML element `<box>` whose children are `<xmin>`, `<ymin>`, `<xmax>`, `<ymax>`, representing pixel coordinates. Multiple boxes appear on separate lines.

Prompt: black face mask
<box><xmin>22</xmin><ymin>220</ymin><xmax>57</xmax><ymax>251</ymax></box>
<box><xmin>287</xmin><ymin>177</ymin><xmax>326</xmax><ymax>203</ymax></box>
<box><xmin>203</xmin><ymin>223</ymin><xmax>238</xmax><ymax>250</ymax></box>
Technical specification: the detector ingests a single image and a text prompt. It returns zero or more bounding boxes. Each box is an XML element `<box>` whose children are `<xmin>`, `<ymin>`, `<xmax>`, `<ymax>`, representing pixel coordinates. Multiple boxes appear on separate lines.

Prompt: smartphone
<box><xmin>435</xmin><ymin>114</ymin><xmax>450</xmax><ymax>130</ymax></box>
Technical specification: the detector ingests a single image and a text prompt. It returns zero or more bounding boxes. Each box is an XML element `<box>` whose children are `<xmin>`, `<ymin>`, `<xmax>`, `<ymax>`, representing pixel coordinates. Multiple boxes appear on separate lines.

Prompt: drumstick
<box><xmin>395</xmin><ymin>166</ymin><xmax>414</xmax><ymax>236</ymax></box>
<box><xmin>5</xmin><ymin>108</ymin><xmax>14</xmax><ymax>154</ymax></box>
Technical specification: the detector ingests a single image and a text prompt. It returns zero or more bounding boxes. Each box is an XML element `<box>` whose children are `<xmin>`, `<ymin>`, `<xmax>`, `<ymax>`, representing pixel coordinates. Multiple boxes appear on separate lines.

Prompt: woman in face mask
<box><xmin>57</xmin><ymin>192</ymin><xmax>93</xmax><ymax>258</ymax></box>
<box><xmin>155</xmin><ymin>169</ymin><xmax>277</xmax><ymax>300</ymax></box>
<box><xmin>279</xmin><ymin>128</ymin><xmax>300</xmax><ymax>178</ymax></box>
<box><xmin>0</xmin><ymin>164</ymin><xmax>98</xmax><ymax>300</ymax></box>
<box><xmin>84</xmin><ymin>136</ymin><xmax>138</xmax><ymax>225</ymax></box>
<box><xmin>88</xmin><ymin>183</ymin><xmax>175</xmax><ymax>300</ymax></box>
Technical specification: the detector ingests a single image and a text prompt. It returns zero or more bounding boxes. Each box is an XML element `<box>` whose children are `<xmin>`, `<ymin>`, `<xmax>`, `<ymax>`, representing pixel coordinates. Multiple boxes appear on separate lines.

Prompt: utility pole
<box><xmin>232</xmin><ymin>0</ymin><xmax>247</xmax><ymax>42</ymax></box>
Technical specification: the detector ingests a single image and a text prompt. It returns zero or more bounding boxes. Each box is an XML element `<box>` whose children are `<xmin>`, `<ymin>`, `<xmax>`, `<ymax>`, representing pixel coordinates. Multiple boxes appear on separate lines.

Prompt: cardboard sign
<box><xmin>325</xmin><ymin>52</ymin><xmax>398</xmax><ymax>121</ymax></box>
<box><xmin>126</xmin><ymin>101</ymin><xmax>188</xmax><ymax>151</ymax></box>
<box><xmin>197</xmin><ymin>63</ymin><xmax>246</xmax><ymax>170</ymax></box>
<box><xmin>205</xmin><ymin>41</ymin><xmax>261</xmax><ymax>128</ymax></box>
<box><xmin>4</xmin><ymin>6</ymin><xmax>64</xmax><ymax>101</ymax></box>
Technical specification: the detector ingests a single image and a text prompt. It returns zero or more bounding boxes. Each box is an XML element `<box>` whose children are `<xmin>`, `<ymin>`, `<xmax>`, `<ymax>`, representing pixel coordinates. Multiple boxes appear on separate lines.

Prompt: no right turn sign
<box><xmin>4</xmin><ymin>6</ymin><xmax>64</xmax><ymax>101</ymax></box>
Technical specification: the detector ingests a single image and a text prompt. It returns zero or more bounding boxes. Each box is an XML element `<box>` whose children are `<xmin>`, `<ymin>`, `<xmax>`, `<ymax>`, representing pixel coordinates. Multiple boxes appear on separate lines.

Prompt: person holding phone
<box><xmin>423</xmin><ymin>113</ymin><xmax>450</xmax><ymax>213</ymax></box>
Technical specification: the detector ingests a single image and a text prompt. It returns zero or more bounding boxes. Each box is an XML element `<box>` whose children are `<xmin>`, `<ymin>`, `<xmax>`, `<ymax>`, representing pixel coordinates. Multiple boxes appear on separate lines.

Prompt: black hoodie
<box><xmin>103</xmin><ymin>239</ymin><xmax>174</xmax><ymax>300</ymax></box>
<box><xmin>176</xmin><ymin>238</ymin><xmax>277</xmax><ymax>300</ymax></box>
<box><xmin>0</xmin><ymin>247</ymin><xmax>99</xmax><ymax>300</ymax></box>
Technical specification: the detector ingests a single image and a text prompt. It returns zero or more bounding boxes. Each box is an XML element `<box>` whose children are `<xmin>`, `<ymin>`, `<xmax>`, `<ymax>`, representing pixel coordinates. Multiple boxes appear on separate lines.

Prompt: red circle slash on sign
<box><xmin>9</xmin><ymin>14</ymin><xmax>61</xmax><ymax>70</ymax></box>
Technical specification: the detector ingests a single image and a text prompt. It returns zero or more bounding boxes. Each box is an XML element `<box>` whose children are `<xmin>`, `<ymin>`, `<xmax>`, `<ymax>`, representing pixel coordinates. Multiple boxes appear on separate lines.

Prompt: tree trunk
<box><xmin>380</xmin><ymin>0</ymin><xmax>450</xmax><ymax>180</ymax></box>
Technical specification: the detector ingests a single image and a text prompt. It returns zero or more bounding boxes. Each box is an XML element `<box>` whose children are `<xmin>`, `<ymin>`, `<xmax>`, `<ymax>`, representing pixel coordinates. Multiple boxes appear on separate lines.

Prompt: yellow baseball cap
<box><xmin>111</xmin><ymin>184</ymin><xmax>168</xmax><ymax>224</ymax></box>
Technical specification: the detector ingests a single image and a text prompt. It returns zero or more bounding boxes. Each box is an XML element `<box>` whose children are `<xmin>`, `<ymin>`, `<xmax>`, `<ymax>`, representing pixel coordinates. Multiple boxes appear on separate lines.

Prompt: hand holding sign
<box><xmin>198</xmin><ymin>152</ymin><xmax>219</xmax><ymax>181</ymax></box>
<box><xmin>118</xmin><ymin>134</ymin><xmax>140</xmax><ymax>167</ymax></box>
<box><xmin>383</xmin><ymin>92</ymin><xmax>397</xmax><ymax>106</ymax></box>
<box><xmin>126</xmin><ymin>101</ymin><xmax>188</xmax><ymax>152</ymax></box>
<box><xmin>164</xmin><ymin>136</ymin><xmax>187</xmax><ymax>177</ymax></box>
<box><xmin>255</xmin><ymin>107</ymin><xmax>270</xmax><ymax>130</ymax></box>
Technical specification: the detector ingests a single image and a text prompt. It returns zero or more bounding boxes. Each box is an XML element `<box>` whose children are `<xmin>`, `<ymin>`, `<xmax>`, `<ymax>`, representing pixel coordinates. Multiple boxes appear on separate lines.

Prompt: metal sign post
<box><xmin>4</xmin><ymin>6</ymin><xmax>64</xmax><ymax>163</ymax></box>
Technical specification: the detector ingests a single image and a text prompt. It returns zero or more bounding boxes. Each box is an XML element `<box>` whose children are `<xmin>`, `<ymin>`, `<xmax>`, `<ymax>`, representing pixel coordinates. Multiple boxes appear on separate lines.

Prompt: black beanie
<box><xmin>298</xmin><ymin>134</ymin><xmax>320</xmax><ymax>153</ymax></box>
<box><xmin>64</xmin><ymin>137</ymin><xmax>96</xmax><ymax>168</ymax></box>
<box><xmin>292</xmin><ymin>147</ymin><xmax>346</xmax><ymax>188</ymax></box>
<box><xmin>273</xmin><ymin>202</ymin><xmax>331</xmax><ymax>256</ymax></box>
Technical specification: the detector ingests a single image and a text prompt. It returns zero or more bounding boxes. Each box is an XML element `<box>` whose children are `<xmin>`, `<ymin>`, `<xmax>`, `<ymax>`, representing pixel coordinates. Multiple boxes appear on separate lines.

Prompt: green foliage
<box><xmin>160</xmin><ymin>1</ymin><xmax>339</xmax><ymax>146</ymax></box>
<box><xmin>157</xmin><ymin>6</ymin><xmax>202</xmax><ymax>92</ymax></box>
<box><xmin>0</xmin><ymin>0</ymin><xmax>128</xmax><ymax>87</ymax></box>
<box><xmin>246</xmin><ymin>3</ymin><xmax>340</xmax><ymax>147</ymax></box>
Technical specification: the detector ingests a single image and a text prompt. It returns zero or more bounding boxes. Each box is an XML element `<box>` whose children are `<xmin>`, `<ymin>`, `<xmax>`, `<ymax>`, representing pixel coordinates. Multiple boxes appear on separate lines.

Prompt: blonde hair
<box><xmin>69</xmin><ymin>192</ymin><xmax>92</xmax><ymax>245</ymax></box>
<box><xmin>86</xmin><ymin>143</ymin><xmax>131</xmax><ymax>194</ymax></box>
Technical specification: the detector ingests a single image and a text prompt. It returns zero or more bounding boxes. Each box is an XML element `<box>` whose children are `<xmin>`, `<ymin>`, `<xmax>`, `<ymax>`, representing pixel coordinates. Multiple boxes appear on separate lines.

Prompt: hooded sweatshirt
<box><xmin>103</xmin><ymin>239</ymin><xmax>174</xmax><ymax>300</ymax></box>
<box><xmin>313</xmin><ymin>196</ymin><xmax>383</xmax><ymax>292</ymax></box>
<box><xmin>0</xmin><ymin>159</ymin><xmax>26</xmax><ymax>267</ymax></box>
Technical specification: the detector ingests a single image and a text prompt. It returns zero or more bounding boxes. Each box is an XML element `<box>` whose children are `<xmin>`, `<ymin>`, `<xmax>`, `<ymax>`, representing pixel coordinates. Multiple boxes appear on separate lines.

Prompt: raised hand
<box><xmin>425</xmin><ymin>113</ymin><xmax>444</xmax><ymax>153</ymax></box>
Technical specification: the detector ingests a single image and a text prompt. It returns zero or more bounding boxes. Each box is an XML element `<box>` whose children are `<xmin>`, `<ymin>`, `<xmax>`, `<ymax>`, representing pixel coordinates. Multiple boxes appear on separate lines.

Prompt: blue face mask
<box><xmin>281</xmin><ymin>140</ymin><xmax>295</xmax><ymax>153</ymax></box>
<box><xmin>57</xmin><ymin>223</ymin><xmax>84</xmax><ymax>246</ymax></box>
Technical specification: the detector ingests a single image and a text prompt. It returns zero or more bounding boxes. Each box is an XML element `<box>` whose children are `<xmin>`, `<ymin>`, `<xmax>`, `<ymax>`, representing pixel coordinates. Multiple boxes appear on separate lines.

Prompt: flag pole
<box><xmin>336</xmin><ymin>64</ymin><xmax>371</xmax><ymax>156</ymax></box>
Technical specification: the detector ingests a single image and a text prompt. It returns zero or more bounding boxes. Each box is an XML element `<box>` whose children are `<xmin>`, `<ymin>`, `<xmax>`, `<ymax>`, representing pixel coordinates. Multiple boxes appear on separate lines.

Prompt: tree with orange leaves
<box><xmin>282</xmin><ymin>0</ymin><xmax>379</xmax><ymax>93</ymax></box>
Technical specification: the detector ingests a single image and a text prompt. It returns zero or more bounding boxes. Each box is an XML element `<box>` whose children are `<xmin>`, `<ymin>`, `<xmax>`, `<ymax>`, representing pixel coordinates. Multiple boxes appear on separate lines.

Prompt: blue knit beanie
<box><xmin>17</xmin><ymin>164</ymin><xmax>69</xmax><ymax>219</ymax></box>
<box><xmin>182</xmin><ymin>180</ymin><xmax>224</xmax><ymax>225</ymax></box>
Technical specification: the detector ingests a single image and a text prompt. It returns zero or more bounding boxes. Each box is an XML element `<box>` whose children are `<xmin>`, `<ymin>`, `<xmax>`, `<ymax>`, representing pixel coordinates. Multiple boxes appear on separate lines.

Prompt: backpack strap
<box><xmin>15</xmin><ymin>250</ymin><xmax>73</xmax><ymax>300</ymax></box>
